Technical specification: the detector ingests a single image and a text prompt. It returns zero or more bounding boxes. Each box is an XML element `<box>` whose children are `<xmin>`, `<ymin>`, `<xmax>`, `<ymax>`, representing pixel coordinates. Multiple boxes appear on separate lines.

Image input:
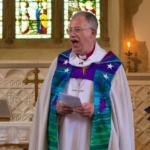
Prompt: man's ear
<box><xmin>91</xmin><ymin>28</ymin><xmax>97</xmax><ymax>37</ymax></box>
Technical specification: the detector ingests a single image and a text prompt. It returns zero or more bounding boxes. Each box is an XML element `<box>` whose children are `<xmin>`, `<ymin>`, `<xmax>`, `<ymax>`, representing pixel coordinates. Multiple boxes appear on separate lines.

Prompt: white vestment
<box><xmin>29</xmin><ymin>43</ymin><xmax>135</xmax><ymax>150</ymax></box>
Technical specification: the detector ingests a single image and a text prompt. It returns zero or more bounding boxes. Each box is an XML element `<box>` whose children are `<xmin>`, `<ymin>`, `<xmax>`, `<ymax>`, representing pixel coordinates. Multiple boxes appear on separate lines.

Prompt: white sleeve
<box><xmin>29</xmin><ymin>57</ymin><xmax>58</xmax><ymax>150</ymax></box>
<box><xmin>109</xmin><ymin>65</ymin><xmax>135</xmax><ymax>150</ymax></box>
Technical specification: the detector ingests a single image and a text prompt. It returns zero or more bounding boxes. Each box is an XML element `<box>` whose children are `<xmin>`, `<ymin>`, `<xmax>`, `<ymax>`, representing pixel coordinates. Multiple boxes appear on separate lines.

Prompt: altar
<box><xmin>0</xmin><ymin>122</ymin><xmax>31</xmax><ymax>150</ymax></box>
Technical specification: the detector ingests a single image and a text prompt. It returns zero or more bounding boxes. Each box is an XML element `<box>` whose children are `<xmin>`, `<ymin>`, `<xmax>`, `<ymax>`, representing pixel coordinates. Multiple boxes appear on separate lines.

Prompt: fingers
<box><xmin>73</xmin><ymin>107</ymin><xmax>84</xmax><ymax>115</ymax></box>
<box><xmin>56</xmin><ymin>101</ymin><xmax>73</xmax><ymax>115</ymax></box>
<box><xmin>56</xmin><ymin>101</ymin><xmax>94</xmax><ymax>117</ymax></box>
<box><xmin>73</xmin><ymin>103</ymin><xmax>94</xmax><ymax>118</ymax></box>
<box><xmin>73</xmin><ymin>108</ymin><xmax>91</xmax><ymax>117</ymax></box>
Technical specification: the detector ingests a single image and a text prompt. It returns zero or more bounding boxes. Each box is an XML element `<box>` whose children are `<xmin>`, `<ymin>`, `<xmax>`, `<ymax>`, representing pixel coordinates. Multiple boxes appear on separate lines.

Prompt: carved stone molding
<box><xmin>127</xmin><ymin>73</ymin><xmax>150</xmax><ymax>150</ymax></box>
<box><xmin>0</xmin><ymin>65</ymin><xmax>48</xmax><ymax>122</ymax></box>
<box><xmin>0</xmin><ymin>122</ymin><xmax>31</xmax><ymax>145</ymax></box>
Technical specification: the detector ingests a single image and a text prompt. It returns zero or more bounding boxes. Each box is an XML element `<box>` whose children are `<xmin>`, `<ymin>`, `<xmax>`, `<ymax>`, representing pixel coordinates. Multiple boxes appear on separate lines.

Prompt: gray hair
<box><xmin>71</xmin><ymin>11</ymin><xmax>98</xmax><ymax>29</ymax></box>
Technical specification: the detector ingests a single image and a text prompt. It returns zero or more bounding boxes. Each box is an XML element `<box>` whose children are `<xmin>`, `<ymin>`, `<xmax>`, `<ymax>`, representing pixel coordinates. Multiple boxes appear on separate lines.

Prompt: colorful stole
<box><xmin>47</xmin><ymin>49</ymin><xmax>121</xmax><ymax>150</ymax></box>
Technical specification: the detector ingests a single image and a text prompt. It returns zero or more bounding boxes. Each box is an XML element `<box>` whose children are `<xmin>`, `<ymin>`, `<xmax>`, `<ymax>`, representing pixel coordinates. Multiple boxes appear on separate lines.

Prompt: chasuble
<box><xmin>29</xmin><ymin>42</ymin><xmax>135</xmax><ymax>150</ymax></box>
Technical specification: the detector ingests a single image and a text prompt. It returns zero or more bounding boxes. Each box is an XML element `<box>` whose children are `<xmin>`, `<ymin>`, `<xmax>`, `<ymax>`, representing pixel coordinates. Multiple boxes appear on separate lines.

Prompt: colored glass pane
<box><xmin>64</xmin><ymin>0</ymin><xmax>100</xmax><ymax>38</ymax></box>
<box><xmin>15</xmin><ymin>0</ymin><xmax>52</xmax><ymax>39</ymax></box>
<box><xmin>0</xmin><ymin>0</ymin><xmax>2</xmax><ymax>38</ymax></box>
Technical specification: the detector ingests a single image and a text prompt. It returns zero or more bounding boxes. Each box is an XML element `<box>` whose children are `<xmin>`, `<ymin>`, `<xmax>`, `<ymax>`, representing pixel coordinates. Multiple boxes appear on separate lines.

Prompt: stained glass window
<box><xmin>0</xmin><ymin>0</ymin><xmax>2</xmax><ymax>39</ymax></box>
<box><xmin>64</xmin><ymin>0</ymin><xmax>100</xmax><ymax>38</ymax></box>
<box><xmin>15</xmin><ymin>0</ymin><xmax>52</xmax><ymax>39</ymax></box>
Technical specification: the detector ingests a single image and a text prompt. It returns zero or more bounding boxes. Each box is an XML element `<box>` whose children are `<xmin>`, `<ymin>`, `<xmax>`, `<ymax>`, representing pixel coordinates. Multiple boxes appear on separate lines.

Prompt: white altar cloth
<box><xmin>0</xmin><ymin>122</ymin><xmax>32</xmax><ymax>145</ymax></box>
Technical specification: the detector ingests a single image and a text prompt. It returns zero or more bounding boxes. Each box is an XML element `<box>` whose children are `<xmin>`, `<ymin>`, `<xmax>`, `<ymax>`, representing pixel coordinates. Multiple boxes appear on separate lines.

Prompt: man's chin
<box><xmin>72</xmin><ymin>48</ymin><xmax>80</xmax><ymax>53</ymax></box>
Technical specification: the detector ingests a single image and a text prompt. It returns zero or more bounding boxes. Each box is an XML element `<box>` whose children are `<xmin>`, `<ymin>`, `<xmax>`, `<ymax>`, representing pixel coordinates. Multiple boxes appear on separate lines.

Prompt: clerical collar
<box><xmin>76</xmin><ymin>46</ymin><xmax>95</xmax><ymax>61</ymax></box>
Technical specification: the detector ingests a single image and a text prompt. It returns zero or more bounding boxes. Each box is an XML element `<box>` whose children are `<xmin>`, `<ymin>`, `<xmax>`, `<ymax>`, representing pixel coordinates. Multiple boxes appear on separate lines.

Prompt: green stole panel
<box><xmin>47</xmin><ymin>49</ymin><xmax>121</xmax><ymax>150</ymax></box>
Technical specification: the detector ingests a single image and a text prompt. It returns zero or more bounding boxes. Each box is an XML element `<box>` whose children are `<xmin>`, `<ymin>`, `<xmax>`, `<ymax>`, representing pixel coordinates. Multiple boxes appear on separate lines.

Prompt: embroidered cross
<box><xmin>82</xmin><ymin>66</ymin><xmax>89</xmax><ymax>75</ymax></box>
<box><xmin>72</xmin><ymin>89</ymin><xmax>84</xmax><ymax>92</ymax></box>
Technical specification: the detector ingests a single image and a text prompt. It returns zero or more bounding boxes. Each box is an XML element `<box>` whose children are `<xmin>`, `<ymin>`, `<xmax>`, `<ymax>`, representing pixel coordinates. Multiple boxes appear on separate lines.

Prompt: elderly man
<box><xmin>29</xmin><ymin>11</ymin><xmax>135</xmax><ymax>150</ymax></box>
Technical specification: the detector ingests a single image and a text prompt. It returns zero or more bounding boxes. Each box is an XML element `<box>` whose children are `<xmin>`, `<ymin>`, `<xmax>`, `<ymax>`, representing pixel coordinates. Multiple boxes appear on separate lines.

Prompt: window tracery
<box><xmin>15</xmin><ymin>0</ymin><xmax>52</xmax><ymax>39</ymax></box>
<box><xmin>64</xmin><ymin>0</ymin><xmax>100</xmax><ymax>38</ymax></box>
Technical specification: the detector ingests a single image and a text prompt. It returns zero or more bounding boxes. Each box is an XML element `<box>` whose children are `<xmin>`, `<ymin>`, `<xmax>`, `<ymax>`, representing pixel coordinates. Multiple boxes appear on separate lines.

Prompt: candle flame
<box><xmin>127</xmin><ymin>42</ymin><xmax>130</xmax><ymax>48</ymax></box>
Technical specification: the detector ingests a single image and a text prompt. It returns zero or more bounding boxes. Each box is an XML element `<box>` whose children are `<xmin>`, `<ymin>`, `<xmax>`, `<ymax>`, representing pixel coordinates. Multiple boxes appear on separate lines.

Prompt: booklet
<box><xmin>59</xmin><ymin>92</ymin><xmax>82</xmax><ymax>108</ymax></box>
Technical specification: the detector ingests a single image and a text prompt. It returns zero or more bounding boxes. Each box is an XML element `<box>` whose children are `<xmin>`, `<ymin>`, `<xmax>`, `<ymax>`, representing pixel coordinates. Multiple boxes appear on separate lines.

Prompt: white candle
<box><xmin>127</xmin><ymin>42</ymin><xmax>130</xmax><ymax>51</ymax></box>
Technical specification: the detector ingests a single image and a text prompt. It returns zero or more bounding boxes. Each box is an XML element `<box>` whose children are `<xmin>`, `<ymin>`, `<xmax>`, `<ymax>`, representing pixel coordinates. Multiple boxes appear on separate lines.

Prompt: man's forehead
<box><xmin>70</xmin><ymin>16</ymin><xmax>85</xmax><ymax>22</ymax></box>
<box><xmin>68</xmin><ymin>26</ymin><xmax>82</xmax><ymax>29</ymax></box>
<box><xmin>70</xmin><ymin>18</ymin><xmax>87</xmax><ymax>27</ymax></box>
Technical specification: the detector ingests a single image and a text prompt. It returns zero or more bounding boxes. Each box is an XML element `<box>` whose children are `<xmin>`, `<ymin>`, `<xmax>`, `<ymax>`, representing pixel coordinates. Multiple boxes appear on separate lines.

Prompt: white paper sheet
<box><xmin>60</xmin><ymin>92</ymin><xmax>82</xmax><ymax>108</ymax></box>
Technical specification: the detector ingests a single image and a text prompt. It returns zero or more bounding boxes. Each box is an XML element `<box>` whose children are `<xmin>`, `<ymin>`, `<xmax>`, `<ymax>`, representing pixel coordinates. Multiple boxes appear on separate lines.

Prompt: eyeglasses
<box><xmin>66</xmin><ymin>27</ymin><xmax>92</xmax><ymax>34</ymax></box>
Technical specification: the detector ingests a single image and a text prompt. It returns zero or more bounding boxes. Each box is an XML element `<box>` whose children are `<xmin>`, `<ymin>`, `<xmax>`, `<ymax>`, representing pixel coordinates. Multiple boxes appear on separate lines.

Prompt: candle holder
<box><xmin>125</xmin><ymin>50</ymin><xmax>133</xmax><ymax>72</ymax></box>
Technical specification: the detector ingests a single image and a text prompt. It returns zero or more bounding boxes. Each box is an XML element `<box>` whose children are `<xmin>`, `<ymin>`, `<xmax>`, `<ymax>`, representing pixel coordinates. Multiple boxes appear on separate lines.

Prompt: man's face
<box><xmin>68</xmin><ymin>16</ymin><xmax>96</xmax><ymax>55</ymax></box>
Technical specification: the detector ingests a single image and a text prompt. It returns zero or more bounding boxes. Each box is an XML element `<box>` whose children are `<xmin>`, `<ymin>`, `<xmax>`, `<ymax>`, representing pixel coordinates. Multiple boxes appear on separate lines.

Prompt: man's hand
<box><xmin>56</xmin><ymin>101</ymin><xmax>73</xmax><ymax>115</ymax></box>
<box><xmin>73</xmin><ymin>103</ymin><xmax>94</xmax><ymax>118</ymax></box>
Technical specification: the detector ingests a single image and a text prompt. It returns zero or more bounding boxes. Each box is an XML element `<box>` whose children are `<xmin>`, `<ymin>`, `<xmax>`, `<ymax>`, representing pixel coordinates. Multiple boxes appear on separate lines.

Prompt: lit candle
<box><xmin>127</xmin><ymin>42</ymin><xmax>130</xmax><ymax>51</ymax></box>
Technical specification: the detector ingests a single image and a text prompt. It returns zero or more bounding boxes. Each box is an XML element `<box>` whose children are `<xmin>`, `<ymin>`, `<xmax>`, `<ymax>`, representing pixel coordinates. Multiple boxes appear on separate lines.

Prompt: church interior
<box><xmin>0</xmin><ymin>0</ymin><xmax>150</xmax><ymax>149</ymax></box>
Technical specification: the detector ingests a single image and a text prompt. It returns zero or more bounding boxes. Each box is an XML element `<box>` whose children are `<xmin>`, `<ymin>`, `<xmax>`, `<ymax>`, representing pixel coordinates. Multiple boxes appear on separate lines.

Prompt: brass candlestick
<box><xmin>125</xmin><ymin>42</ymin><xmax>133</xmax><ymax>72</ymax></box>
<box><xmin>125</xmin><ymin>51</ymin><xmax>133</xmax><ymax>72</ymax></box>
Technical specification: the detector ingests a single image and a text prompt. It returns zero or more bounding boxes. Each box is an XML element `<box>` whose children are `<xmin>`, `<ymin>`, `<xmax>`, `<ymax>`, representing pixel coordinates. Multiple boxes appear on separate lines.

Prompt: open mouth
<box><xmin>71</xmin><ymin>39</ymin><xmax>79</xmax><ymax>47</ymax></box>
